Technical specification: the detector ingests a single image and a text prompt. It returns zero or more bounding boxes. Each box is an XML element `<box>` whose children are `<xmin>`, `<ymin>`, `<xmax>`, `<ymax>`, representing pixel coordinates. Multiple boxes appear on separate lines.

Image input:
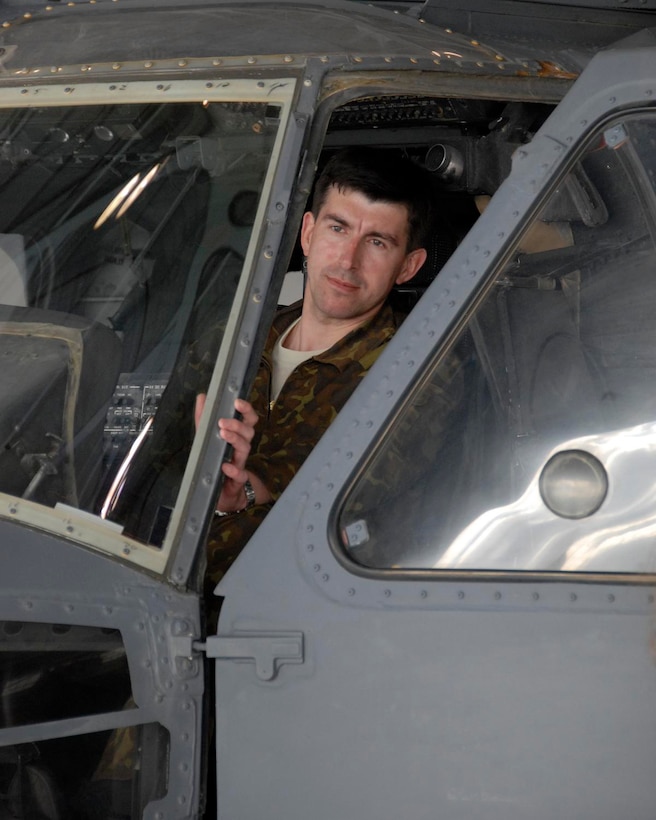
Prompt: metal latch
<box><xmin>195</xmin><ymin>631</ymin><xmax>304</xmax><ymax>682</ymax></box>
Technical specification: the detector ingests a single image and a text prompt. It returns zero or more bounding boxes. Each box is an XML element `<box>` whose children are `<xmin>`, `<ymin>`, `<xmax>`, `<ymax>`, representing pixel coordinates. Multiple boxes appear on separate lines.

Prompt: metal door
<box><xmin>212</xmin><ymin>37</ymin><xmax>656</xmax><ymax>820</ymax></box>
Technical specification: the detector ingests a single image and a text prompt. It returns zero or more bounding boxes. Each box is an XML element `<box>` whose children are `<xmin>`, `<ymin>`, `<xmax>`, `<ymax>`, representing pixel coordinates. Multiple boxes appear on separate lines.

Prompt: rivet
<box><xmin>445</xmin><ymin>27</ymin><xmax>452</xmax><ymax>32</ymax></box>
<box><xmin>313</xmin><ymin>564</ymin><xmax>321</xmax><ymax>572</ymax></box>
<box><xmin>144</xmin><ymin>61</ymin><xmax>154</xmax><ymax>69</ymax></box>
<box><xmin>306</xmin><ymin>544</ymin><xmax>314</xmax><ymax>552</ymax></box>
<box><xmin>532</xmin><ymin>592</ymin><xmax>539</xmax><ymax>601</ymax></box>
<box><xmin>212</xmin><ymin>58</ymin><xmax>223</xmax><ymax>66</ymax></box>
<box><xmin>494</xmin><ymin>591</ymin><xmax>502</xmax><ymax>600</ymax></box>
<box><xmin>384</xmin><ymin>589</ymin><xmax>392</xmax><ymax>598</ymax></box>
<box><xmin>457</xmin><ymin>590</ymin><xmax>465</xmax><ymax>599</ymax></box>
<box><xmin>2</xmin><ymin>22</ymin><xmax>11</xmax><ymax>28</ymax></box>
<box><xmin>354</xmin><ymin>56</ymin><xmax>363</xmax><ymax>63</ymax></box>
<box><xmin>570</xmin><ymin>593</ymin><xmax>577</xmax><ymax>602</ymax></box>
<box><xmin>304</xmin><ymin>78</ymin><xmax>312</xmax><ymax>87</ymax></box>
<box><xmin>67</xmin><ymin>2</ymin><xmax>75</xmax><ymax>6</ymax></box>
<box><xmin>322</xmin><ymin>573</ymin><xmax>329</xmax><ymax>582</ymax></box>
<box><xmin>283</xmin><ymin>55</ymin><xmax>293</xmax><ymax>63</ymax></box>
<box><xmin>81</xmin><ymin>65</ymin><xmax>92</xmax><ymax>72</ymax></box>
<box><xmin>320</xmin><ymin>56</ymin><xmax>329</xmax><ymax>63</ymax></box>
<box><xmin>495</xmin><ymin>54</ymin><xmax>504</xmax><ymax>61</ymax></box>
<box><xmin>433</xmin><ymin>59</ymin><xmax>440</xmax><ymax>65</ymax></box>
<box><xmin>471</xmin><ymin>39</ymin><xmax>479</xmax><ymax>45</ymax></box>
<box><xmin>20</xmin><ymin>89</ymin><xmax>28</xmax><ymax>95</ymax></box>
<box><xmin>608</xmin><ymin>593</ymin><xmax>615</xmax><ymax>603</ymax></box>
<box><xmin>348</xmin><ymin>588</ymin><xmax>356</xmax><ymax>596</ymax></box>
<box><xmin>66</xmin><ymin>524</ymin><xmax>74</xmax><ymax>533</ymax></box>
<box><xmin>420</xmin><ymin>590</ymin><xmax>428</xmax><ymax>599</ymax></box>
<box><xmin>178</xmin><ymin>60</ymin><xmax>188</xmax><ymax>67</ymax></box>
<box><xmin>410</xmin><ymin>58</ymin><xmax>418</xmax><ymax>64</ymax></box>
<box><xmin>247</xmin><ymin>57</ymin><xmax>257</xmax><ymax>64</ymax></box>
<box><xmin>23</xmin><ymin>12</ymin><xmax>32</xmax><ymax>18</ymax></box>
<box><xmin>384</xmin><ymin>57</ymin><xmax>392</xmax><ymax>63</ymax></box>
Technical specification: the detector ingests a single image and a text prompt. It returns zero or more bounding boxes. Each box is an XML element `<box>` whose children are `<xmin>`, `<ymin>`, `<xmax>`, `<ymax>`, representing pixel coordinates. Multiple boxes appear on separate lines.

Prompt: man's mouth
<box><xmin>326</xmin><ymin>275</ymin><xmax>360</xmax><ymax>292</ymax></box>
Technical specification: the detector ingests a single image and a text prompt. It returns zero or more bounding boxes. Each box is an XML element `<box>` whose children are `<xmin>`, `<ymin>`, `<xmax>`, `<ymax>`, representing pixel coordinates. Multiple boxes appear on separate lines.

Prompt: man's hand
<box><xmin>195</xmin><ymin>394</ymin><xmax>271</xmax><ymax>513</ymax></box>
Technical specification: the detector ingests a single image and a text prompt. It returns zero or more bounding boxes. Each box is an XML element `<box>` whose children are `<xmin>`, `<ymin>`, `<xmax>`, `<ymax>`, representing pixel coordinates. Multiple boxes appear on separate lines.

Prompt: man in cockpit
<box><xmin>196</xmin><ymin>147</ymin><xmax>435</xmax><ymax>599</ymax></box>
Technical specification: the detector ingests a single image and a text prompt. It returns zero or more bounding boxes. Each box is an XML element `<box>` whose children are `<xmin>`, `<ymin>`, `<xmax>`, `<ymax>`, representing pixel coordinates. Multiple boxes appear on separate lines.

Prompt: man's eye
<box><xmin>330</xmin><ymin>224</ymin><xmax>344</xmax><ymax>233</ymax></box>
<box><xmin>371</xmin><ymin>238</ymin><xmax>385</xmax><ymax>248</ymax></box>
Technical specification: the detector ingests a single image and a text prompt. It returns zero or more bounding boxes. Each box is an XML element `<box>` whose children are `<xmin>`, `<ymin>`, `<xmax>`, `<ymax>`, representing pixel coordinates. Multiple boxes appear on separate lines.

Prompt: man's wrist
<box><xmin>215</xmin><ymin>479</ymin><xmax>256</xmax><ymax>517</ymax></box>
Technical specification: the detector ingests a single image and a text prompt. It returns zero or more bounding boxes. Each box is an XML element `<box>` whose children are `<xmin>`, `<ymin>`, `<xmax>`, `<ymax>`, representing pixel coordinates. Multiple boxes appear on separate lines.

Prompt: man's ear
<box><xmin>395</xmin><ymin>247</ymin><xmax>427</xmax><ymax>285</ymax></box>
<box><xmin>299</xmin><ymin>210</ymin><xmax>316</xmax><ymax>256</ymax></box>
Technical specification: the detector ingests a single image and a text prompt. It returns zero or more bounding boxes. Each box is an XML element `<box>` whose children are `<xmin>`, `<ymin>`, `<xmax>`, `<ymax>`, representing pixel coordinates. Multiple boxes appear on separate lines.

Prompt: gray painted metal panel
<box><xmin>0</xmin><ymin>519</ymin><xmax>204</xmax><ymax>818</ymax></box>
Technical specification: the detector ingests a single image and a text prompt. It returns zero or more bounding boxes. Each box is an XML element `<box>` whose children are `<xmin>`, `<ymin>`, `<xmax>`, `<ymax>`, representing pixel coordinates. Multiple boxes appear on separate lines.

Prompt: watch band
<box><xmin>242</xmin><ymin>478</ymin><xmax>256</xmax><ymax>509</ymax></box>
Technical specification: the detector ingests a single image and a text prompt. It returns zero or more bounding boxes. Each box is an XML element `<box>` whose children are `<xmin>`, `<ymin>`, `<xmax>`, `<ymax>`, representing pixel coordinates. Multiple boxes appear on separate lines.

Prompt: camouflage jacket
<box><xmin>205</xmin><ymin>300</ymin><xmax>400</xmax><ymax>593</ymax></box>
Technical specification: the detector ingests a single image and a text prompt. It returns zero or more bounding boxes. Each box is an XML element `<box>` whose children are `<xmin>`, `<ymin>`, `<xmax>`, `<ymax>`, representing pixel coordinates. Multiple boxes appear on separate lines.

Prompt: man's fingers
<box><xmin>221</xmin><ymin>461</ymin><xmax>248</xmax><ymax>484</ymax></box>
<box><xmin>218</xmin><ymin>417</ymin><xmax>255</xmax><ymax>443</ymax></box>
<box><xmin>234</xmin><ymin>397</ymin><xmax>258</xmax><ymax>427</ymax></box>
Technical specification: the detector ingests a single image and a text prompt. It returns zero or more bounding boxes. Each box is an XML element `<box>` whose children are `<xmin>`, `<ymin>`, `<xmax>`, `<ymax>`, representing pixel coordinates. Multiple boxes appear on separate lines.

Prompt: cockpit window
<box><xmin>339</xmin><ymin>112</ymin><xmax>656</xmax><ymax>575</ymax></box>
<box><xmin>0</xmin><ymin>80</ymin><xmax>294</xmax><ymax>573</ymax></box>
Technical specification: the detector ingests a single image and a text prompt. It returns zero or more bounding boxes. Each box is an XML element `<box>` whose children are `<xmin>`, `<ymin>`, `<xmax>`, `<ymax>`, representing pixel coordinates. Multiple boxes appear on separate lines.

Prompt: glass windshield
<box><xmin>0</xmin><ymin>79</ymin><xmax>293</xmax><ymax>572</ymax></box>
<box><xmin>339</xmin><ymin>112</ymin><xmax>656</xmax><ymax>575</ymax></box>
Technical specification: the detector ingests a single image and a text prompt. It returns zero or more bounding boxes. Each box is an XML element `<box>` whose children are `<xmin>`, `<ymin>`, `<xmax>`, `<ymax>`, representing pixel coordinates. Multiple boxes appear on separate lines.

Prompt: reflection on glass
<box><xmin>0</xmin><ymin>99</ymin><xmax>281</xmax><ymax>550</ymax></box>
<box><xmin>0</xmin><ymin>620</ymin><xmax>131</xmax><ymax>729</ymax></box>
<box><xmin>340</xmin><ymin>113</ymin><xmax>656</xmax><ymax>574</ymax></box>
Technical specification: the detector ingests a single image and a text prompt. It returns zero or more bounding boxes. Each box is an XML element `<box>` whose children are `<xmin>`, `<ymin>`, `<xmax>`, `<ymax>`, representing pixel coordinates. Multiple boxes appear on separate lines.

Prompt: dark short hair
<box><xmin>311</xmin><ymin>147</ymin><xmax>434</xmax><ymax>251</ymax></box>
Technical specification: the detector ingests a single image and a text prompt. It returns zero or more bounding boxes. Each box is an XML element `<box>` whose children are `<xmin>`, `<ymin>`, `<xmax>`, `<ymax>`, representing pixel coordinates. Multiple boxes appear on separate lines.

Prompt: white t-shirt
<box><xmin>271</xmin><ymin>318</ymin><xmax>328</xmax><ymax>402</ymax></box>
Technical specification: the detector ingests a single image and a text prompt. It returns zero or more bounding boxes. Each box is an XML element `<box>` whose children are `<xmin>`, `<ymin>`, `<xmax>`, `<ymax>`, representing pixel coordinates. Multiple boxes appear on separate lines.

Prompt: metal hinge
<box><xmin>194</xmin><ymin>631</ymin><xmax>304</xmax><ymax>682</ymax></box>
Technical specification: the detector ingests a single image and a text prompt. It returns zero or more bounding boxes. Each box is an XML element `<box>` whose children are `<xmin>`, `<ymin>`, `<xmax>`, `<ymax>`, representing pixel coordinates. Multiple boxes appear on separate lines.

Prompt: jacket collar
<box><xmin>264</xmin><ymin>300</ymin><xmax>399</xmax><ymax>373</ymax></box>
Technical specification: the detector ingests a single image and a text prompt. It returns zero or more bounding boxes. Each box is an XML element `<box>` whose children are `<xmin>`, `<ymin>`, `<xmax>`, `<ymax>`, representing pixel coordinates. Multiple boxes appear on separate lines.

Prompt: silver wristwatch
<box><xmin>215</xmin><ymin>478</ymin><xmax>256</xmax><ymax>517</ymax></box>
<box><xmin>242</xmin><ymin>478</ymin><xmax>256</xmax><ymax>510</ymax></box>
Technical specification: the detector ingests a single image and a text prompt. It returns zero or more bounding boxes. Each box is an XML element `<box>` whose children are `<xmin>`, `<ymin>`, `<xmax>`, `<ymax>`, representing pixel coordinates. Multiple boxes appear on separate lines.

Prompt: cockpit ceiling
<box><xmin>0</xmin><ymin>1</ymin><xmax>598</xmax><ymax>76</ymax></box>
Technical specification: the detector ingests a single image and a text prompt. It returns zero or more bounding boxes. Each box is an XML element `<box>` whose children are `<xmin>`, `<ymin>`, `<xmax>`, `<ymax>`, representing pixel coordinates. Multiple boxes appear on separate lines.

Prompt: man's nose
<box><xmin>339</xmin><ymin>237</ymin><xmax>360</xmax><ymax>270</ymax></box>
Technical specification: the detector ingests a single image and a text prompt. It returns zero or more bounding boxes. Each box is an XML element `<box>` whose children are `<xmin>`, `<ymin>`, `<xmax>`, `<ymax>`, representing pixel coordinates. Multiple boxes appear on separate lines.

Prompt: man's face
<box><xmin>300</xmin><ymin>185</ymin><xmax>427</xmax><ymax>324</ymax></box>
